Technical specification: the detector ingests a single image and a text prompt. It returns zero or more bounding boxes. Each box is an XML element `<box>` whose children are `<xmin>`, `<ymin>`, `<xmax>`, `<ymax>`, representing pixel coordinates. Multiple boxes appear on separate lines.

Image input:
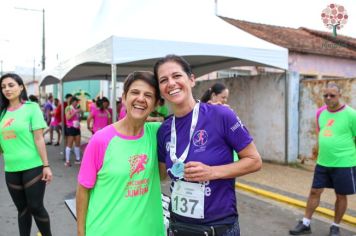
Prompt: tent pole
<box><xmin>284</xmin><ymin>70</ymin><xmax>289</xmax><ymax>164</ymax></box>
<box><xmin>59</xmin><ymin>80</ymin><xmax>66</xmax><ymax>157</ymax></box>
<box><xmin>111</xmin><ymin>64</ymin><xmax>117</xmax><ymax>123</ymax></box>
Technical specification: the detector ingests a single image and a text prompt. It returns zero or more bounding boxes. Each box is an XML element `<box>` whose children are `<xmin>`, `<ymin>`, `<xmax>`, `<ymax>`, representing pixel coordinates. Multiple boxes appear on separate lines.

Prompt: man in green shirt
<box><xmin>290</xmin><ymin>83</ymin><xmax>356</xmax><ymax>236</ymax></box>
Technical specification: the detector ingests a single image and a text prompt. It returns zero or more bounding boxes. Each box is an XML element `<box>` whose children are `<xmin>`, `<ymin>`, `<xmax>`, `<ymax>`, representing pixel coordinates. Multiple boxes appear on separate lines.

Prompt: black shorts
<box><xmin>64</xmin><ymin>126</ymin><xmax>69</xmax><ymax>136</ymax></box>
<box><xmin>66</xmin><ymin>127</ymin><xmax>81</xmax><ymax>136</ymax></box>
<box><xmin>312</xmin><ymin>164</ymin><xmax>356</xmax><ymax>195</ymax></box>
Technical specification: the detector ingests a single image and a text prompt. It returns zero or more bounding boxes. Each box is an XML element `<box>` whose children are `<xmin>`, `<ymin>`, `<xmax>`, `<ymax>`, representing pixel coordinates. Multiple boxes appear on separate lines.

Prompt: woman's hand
<box><xmin>184</xmin><ymin>161</ymin><xmax>215</xmax><ymax>182</ymax></box>
<box><xmin>42</xmin><ymin>167</ymin><xmax>53</xmax><ymax>184</ymax></box>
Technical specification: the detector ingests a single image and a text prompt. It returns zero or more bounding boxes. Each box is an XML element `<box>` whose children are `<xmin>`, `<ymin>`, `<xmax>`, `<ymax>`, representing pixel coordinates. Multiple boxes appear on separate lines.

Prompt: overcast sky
<box><xmin>0</xmin><ymin>0</ymin><xmax>355</xmax><ymax>71</ymax></box>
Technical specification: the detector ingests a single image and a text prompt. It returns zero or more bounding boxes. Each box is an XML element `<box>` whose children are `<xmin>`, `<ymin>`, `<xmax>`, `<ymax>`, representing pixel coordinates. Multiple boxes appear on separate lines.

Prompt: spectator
<box><xmin>289</xmin><ymin>83</ymin><xmax>356</xmax><ymax>236</ymax></box>
<box><xmin>43</xmin><ymin>95</ymin><xmax>54</xmax><ymax>126</ymax></box>
<box><xmin>201</xmin><ymin>82</ymin><xmax>229</xmax><ymax>104</ymax></box>
<box><xmin>147</xmin><ymin>98</ymin><xmax>169</xmax><ymax>122</ymax></box>
<box><xmin>44</xmin><ymin>98</ymin><xmax>62</xmax><ymax>146</ymax></box>
<box><xmin>116</xmin><ymin>97</ymin><xmax>127</xmax><ymax>121</ymax></box>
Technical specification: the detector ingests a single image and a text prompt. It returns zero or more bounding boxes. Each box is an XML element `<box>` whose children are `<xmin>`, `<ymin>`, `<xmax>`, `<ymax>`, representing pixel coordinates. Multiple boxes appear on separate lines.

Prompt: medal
<box><xmin>168</xmin><ymin>102</ymin><xmax>200</xmax><ymax>179</ymax></box>
<box><xmin>171</xmin><ymin>161</ymin><xmax>185</xmax><ymax>179</ymax></box>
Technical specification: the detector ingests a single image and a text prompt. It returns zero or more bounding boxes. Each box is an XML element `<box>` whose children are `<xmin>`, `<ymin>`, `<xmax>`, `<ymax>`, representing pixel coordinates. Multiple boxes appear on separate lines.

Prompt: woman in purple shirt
<box><xmin>154</xmin><ymin>55</ymin><xmax>262</xmax><ymax>236</ymax></box>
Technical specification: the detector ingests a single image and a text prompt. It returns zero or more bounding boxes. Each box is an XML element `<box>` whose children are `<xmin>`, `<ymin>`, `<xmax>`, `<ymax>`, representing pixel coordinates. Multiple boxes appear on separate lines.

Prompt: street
<box><xmin>0</xmin><ymin>144</ymin><xmax>355</xmax><ymax>236</ymax></box>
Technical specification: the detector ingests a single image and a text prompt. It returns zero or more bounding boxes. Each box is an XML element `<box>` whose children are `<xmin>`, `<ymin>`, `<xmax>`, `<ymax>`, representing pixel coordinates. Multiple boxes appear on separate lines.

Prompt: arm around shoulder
<box><xmin>76</xmin><ymin>184</ymin><xmax>90</xmax><ymax>236</ymax></box>
<box><xmin>159</xmin><ymin>162</ymin><xmax>167</xmax><ymax>181</ymax></box>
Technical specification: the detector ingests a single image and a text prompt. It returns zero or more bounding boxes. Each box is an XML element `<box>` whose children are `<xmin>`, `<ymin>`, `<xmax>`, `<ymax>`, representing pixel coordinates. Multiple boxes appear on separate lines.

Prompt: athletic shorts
<box><xmin>66</xmin><ymin>127</ymin><xmax>81</xmax><ymax>136</ymax></box>
<box><xmin>312</xmin><ymin>164</ymin><xmax>356</xmax><ymax>195</ymax></box>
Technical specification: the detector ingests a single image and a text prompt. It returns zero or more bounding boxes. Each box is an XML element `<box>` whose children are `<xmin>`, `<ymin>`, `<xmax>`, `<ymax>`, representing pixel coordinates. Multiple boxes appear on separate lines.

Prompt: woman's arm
<box><xmin>159</xmin><ymin>162</ymin><xmax>167</xmax><ymax>181</ymax></box>
<box><xmin>184</xmin><ymin>142</ymin><xmax>262</xmax><ymax>182</ymax></box>
<box><xmin>66</xmin><ymin>107</ymin><xmax>78</xmax><ymax>120</ymax></box>
<box><xmin>33</xmin><ymin>129</ymin><xmax>53</xmax><ymax>183</ymax></box>
<box><xmin>76</xmin><ymin>184</ymin><xmax>90</xmax><ymax>236</ymax></box>
<box><xmin>86</xmin><ymin>113</ymin><xmax>93</xmax><ymax>132</ymax></box>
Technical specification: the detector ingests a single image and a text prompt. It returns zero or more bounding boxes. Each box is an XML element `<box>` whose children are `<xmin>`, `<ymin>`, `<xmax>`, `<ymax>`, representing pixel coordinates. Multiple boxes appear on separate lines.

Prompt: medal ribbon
<box><xmin>170</xmin><ymin>102</ymin><xmax>200</xmax><ymax>164</ymax></box>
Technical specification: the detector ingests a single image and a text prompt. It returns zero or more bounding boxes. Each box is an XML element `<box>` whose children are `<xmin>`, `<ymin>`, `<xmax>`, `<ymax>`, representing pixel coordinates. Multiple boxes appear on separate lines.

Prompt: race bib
<box><xmin>73</xmin><ymin>120</ymin><xmax>80</xmax><ymax>128</ymax></box>
<box><xmin>171</xmin><ymin>181</ymin><xmax>205</xmax><ymax>219</ymax></box>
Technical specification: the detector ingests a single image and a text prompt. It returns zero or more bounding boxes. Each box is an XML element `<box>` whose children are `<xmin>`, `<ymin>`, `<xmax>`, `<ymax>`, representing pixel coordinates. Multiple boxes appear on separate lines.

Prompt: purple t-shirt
<box><xmin>158</xmin><ymin>103</ymin><xmax>253</xmax><ymax>224</ymax></box>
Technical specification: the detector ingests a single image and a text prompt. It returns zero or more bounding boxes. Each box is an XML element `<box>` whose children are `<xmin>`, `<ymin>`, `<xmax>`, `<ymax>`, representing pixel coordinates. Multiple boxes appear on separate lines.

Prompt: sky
<box><xmin>0</xmin><ymin>0</ymin><xmax>355</xmax><ymax>72</ymax></box>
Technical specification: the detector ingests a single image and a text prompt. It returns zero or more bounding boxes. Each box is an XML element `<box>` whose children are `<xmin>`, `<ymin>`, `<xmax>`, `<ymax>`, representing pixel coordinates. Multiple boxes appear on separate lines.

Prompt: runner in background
<box><xmin>86</xmin><ymin>97</ymin><xmax>112</xmax><ymax>134</ymax></box>
<box><xmin>64</xmin><ymin>96</ymin><xmax>81</xmax><ymax>167</ymax></box>
<box><xmin>44</xmin><ymin>98</ymin><xmax>62</xmax><ymax>146</ymax></box>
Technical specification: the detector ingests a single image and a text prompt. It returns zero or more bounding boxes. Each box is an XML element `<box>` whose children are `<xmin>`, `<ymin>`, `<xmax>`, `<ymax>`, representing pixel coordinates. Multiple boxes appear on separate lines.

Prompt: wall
<box><xmin>298</xmin><ymin>78</ymin><xmax>356</xmax><ymax>160</ymax></box>
<box><xmin>193</xmin><ymin>73</ymin><xmax>286</xmax><ymax>162</ymax></box>
<box><xmin>289</xmin><ymin>52</ymin><xmax>356</xmax><ymax>78</ymax></box>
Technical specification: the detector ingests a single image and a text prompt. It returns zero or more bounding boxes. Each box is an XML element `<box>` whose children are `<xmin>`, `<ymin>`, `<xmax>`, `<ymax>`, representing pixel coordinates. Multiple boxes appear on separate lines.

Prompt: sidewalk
<box><xmin>237</xmin><ymin>161</ymin><xmax>356</xmax><ymax>225</ymax></box>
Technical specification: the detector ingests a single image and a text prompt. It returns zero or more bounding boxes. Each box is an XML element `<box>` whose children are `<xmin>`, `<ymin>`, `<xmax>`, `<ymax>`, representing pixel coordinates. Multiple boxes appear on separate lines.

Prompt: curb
<box><xmin>236</xmin><ymin>182</ymin><xmax>356</xmax><ymax>226</ymax></box>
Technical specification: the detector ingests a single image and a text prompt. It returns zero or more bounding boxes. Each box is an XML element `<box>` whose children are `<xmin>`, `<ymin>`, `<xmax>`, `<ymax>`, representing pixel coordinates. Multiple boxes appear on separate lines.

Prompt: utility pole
<box><xmin>42</xmin><ymin>8</ymin><xmax>45</xmax><ymax>70</ymax></box>
<box><xmin>215</xmin><ymin>0</ymin><xmax>218</xmax><ymax>16</ymax></box>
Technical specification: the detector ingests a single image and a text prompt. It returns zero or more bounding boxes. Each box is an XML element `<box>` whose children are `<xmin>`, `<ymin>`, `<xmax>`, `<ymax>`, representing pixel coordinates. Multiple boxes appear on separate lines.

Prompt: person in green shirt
<box><xmin>76</xmin><ymin>71</ymin><xmax>165</xmax><ymax>236</ymax></box>
<box><xmin>290</xmin><ymin>82</ymin><xmax>356</xmax><ymax>236</ymax></box>
<box><xmin>147</xmin><ymin>98</ymin><xmax>169</xmax><ymax>122</ymax></box>
<box><xmin>0</xmin><ymin>73</ymin><xmax>53</xmax><ymax>236</ymax></box>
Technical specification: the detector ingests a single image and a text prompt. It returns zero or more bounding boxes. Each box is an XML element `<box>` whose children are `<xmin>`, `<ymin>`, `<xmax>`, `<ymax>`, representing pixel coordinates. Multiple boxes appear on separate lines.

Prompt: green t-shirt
<box><xmin>78</xmin><ymin>122</ymin><xmax>165</xmax><ymax>236</ymax></box>
<box><xmin>233</xmin><ymin>152</ymin><xmax>239</xmax><ymax>161</ymax></box>
<box><xmin>317</xmin><ymin>105</ymin><xmax>356</xmax><ymax>167</ymax></box>
<box><xmin>151</xmin><ymin>105</ymin><xmax>169</xmax><ymax>118</ymax></box>
<box><xmin>0</xmin><ymin>102</ymin><xmax>47</xmax><ymax>172</ymax></box>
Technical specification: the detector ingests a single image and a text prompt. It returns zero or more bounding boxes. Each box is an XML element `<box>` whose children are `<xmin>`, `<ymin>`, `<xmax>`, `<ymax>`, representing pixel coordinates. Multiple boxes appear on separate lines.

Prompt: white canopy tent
<box><xmin>40</xmin><ymin>35</ymin><xmax>288</xmax><ymax>85</ymax></box>
<box><xmin>40</xmin><ymin>34</ymin><xmax>288</xmax><ymax>117</ymax></box>
<box><xmin>40</xmin><ymin>0</ymin><xmax>289</xmax><ymax>124</ymax></box>
<box><xmin>39</xmin><ymin>0</ymin><xmax>295</xmax><ymax>161</ymax></box>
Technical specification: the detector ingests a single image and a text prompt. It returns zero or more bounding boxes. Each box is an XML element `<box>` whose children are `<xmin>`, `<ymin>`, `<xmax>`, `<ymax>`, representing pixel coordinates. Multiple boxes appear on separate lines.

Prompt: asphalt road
<box><xmin>0</xmin><ymin>145</ymin><xmax>355</xmax><ymax>236</ymax></box>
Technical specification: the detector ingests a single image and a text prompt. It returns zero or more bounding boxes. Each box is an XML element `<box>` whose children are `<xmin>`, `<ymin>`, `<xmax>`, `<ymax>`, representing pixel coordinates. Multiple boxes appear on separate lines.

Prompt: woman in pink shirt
<box><xmin>64</xmin><ymin>96</ymin><xmax>82</xmax><ymax>166</ymax></box>
<box><xmin>87</xmin><ymin>97</ymin><xmax>112</xmax><ymax>134</ymax></box>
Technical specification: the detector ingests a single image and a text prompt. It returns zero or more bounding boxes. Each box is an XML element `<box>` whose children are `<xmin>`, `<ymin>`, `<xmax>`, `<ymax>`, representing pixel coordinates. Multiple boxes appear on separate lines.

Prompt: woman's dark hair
<box><xmin>201</xmin><ymin>83</ymin><xmax>227</xmax><ymax>103</ymax></box>
<box><xmin>153</xmin><ymin>54</ymin><xmax>192</xmax><ymax>81</ymax></box>
<box><xmin>96</xmin><ymin>96</ymin><xmax>110</xmax><ymax>111</ymax></box>
<box><xmin>70</xmin><ymin>96</ymin><xmax>80</xmax><ymax>104</ymax></box>
<box><xmin>29</xmin><ymin>94</ymin><xmax>39</xmax><ymax>103</ymax></box>
<box><xmin>123</xmin><ymin>71</ymin><xmax>160</xmax><ymax>102</ymax></box>
<box><xmin>65</xmin><ymin>93</ymin><xmax>73</xmax><ymax>100</ymax></box>
<box><xmin>0</xmin><ymin>73</ymin><xmax>28</xmax><ymax>120</ymax></box>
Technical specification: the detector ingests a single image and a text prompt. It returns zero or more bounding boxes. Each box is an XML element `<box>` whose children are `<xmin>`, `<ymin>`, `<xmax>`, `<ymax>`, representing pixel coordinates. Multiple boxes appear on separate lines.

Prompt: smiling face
<box><xmin>211</xmin><ymin>88</ymin><xmax>229</xmax><ymax>104</ymax></box>
<box><xmin>156</xmin><ymin>61</ymin><xmax>195</xmax><ymax>107</ymax></box>
<box><xmin>122</xmin><ymin>80</ymin><xmax>157</xmax><ymax>121</ymax></box>
<box><xmin>1</xmin><ymin>77</ymin><xmax>24</xmax><ymax>103</ymax></box>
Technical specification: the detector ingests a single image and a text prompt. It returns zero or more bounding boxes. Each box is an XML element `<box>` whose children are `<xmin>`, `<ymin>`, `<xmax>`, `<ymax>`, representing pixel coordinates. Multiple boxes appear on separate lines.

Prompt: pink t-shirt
<box><xmin>89</xmin><ymin>103</ymin><xmax>97</xmax><ymax>113</ymax></box>
<box><xmin>316</xmin><ymin>105</ymin><xmax>327</xmax><ymax>132</ymax></box>
<box><xmin>91</xmin><ymin>108</ymin><xmax>112</xmax><ymax>133</ymax></box>
<box><xmin>65</xmin><ymin>105</ymin><xmax>80</xmax><ymax>128</ymax></box>
<box><xmin>78</xmin><ymin>124</ymin><xmax>144</xmax><ymax>188</ymax></box>
<box><xmin>118</xmin><ymin>104</ymin><xmax>126</xmax><ymax>121</ymax></box>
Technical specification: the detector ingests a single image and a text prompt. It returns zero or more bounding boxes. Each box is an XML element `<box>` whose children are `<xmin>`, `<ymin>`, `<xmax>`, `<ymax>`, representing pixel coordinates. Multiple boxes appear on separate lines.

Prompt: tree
<box><xmin>321</xmin><ymin>4</ymin><xmax>348</xmax><ymax>37</ymax></box>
